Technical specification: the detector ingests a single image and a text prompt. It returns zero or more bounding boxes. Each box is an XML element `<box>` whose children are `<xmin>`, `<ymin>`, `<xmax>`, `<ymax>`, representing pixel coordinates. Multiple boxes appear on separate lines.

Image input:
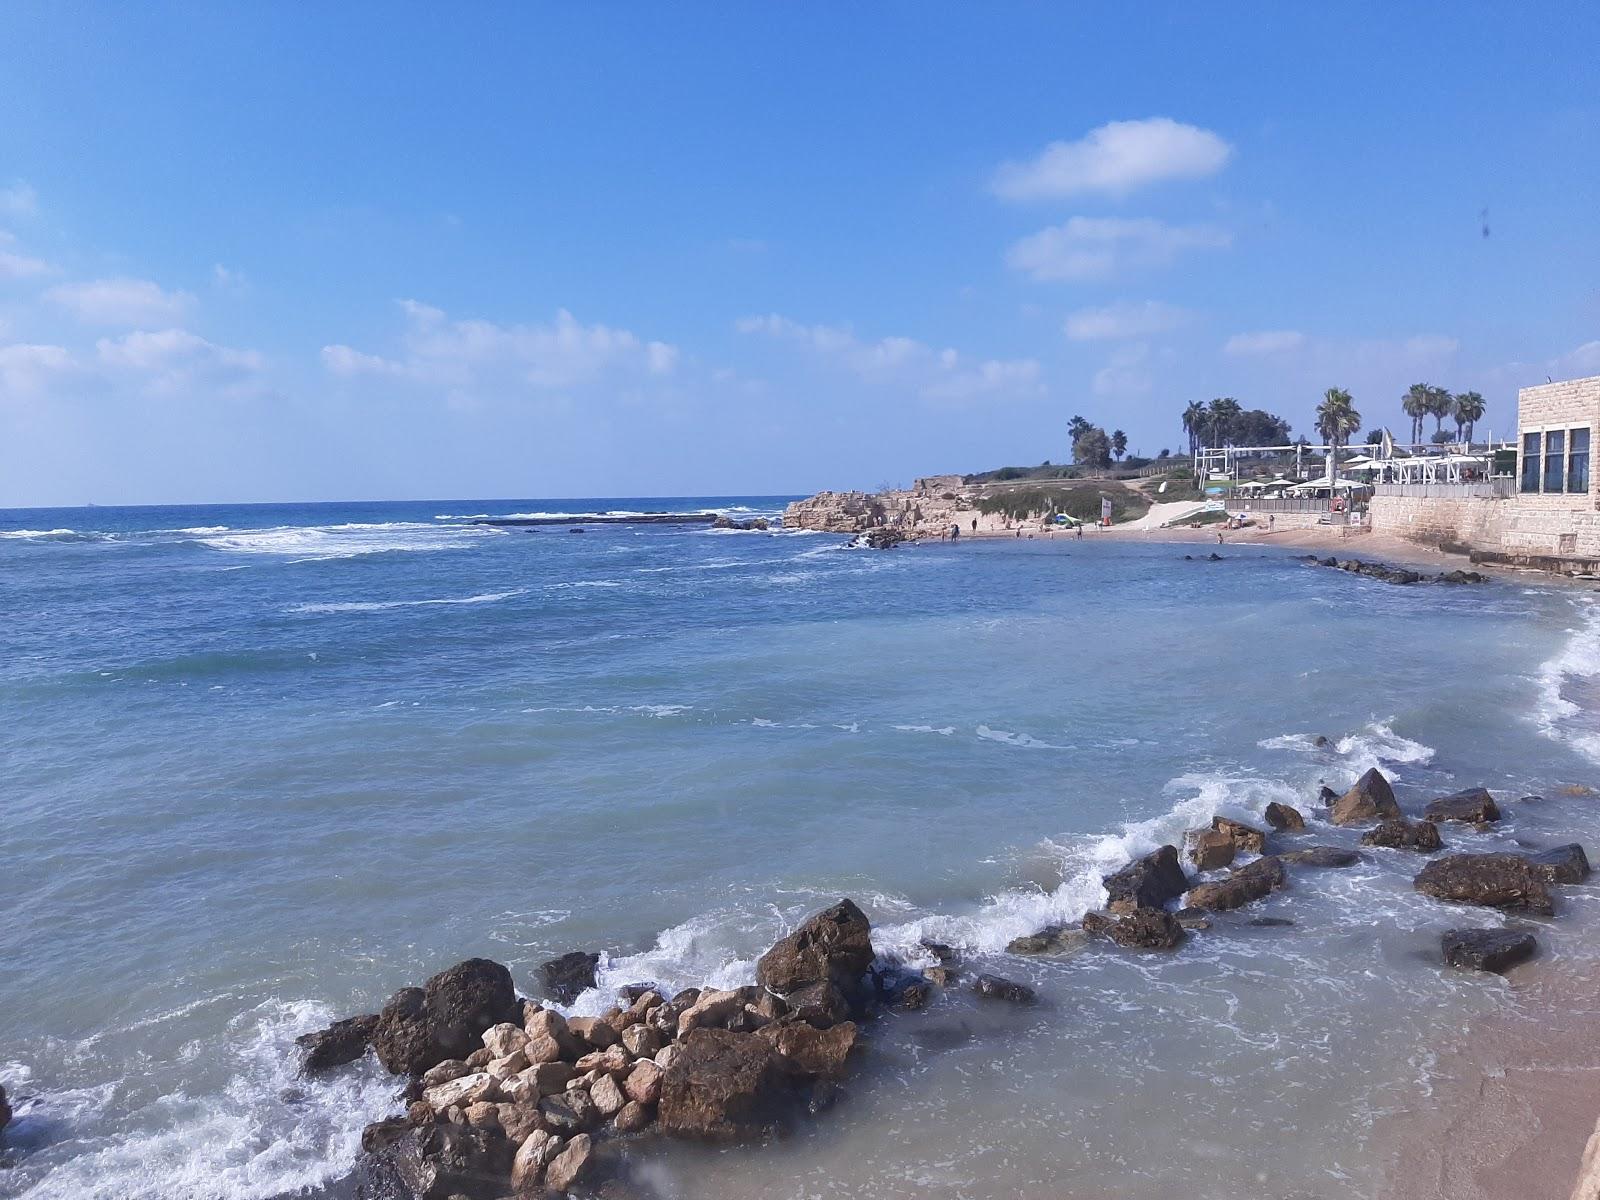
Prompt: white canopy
<box><xmin>1288</xmin><ymin>476</ymin><xmax>1370</xmax><ymax>492</ymax></box>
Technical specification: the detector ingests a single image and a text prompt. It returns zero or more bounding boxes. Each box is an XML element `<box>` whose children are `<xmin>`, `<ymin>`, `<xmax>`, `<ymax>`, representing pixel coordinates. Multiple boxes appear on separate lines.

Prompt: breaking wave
<box><xmin>195</xmin><ymin>522</ymin><xmax>504</xmax><ymax>560</ymax></box>
<box><xmin>285</xmin><ymin>589</ymin><xmax>527</xmax><ymax>614</ymax></box>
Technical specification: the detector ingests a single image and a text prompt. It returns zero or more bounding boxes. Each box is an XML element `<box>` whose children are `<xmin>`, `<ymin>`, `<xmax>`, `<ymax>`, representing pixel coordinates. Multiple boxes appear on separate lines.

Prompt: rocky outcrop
<box><xmin>755</xmin><ymin>899</ymin><xmax>875</xmax><ymax>1012</ymax></box>
<box><xmin>1424</xmin><ymin>787</ymin><xmax>1501</xmax><ymax>825</ymax></box>
<box><xmin>1361</xmin><ymin>819</ymin><xmax>1444</xmax><ymax>852</ymax></box>
<box><xmin>657</xmin><ymin>1028</ymin><xmax>792</xmax><ymax>1139</ymax></box>
<box><xmin>1441</xmin><ymin>928</ymin><xmax>1538</xmax><ymax>973</ymax></box>
<box><xmin>1528</xmin><ymin>843</ymin><xmax>1591</xmax><ymax>884</ymax></box>
<box><xmin>540</xmin><ymin>951</ymin><xmax>600</xmax><ymax>1005</ymax></box>
<box><xmin>1083</xmin><ymin>908</ymin><xmax>1185</xmax><ymax>950</ymax></box>
<box><xmin>1264</xmin><ymin>802</ymin><xmax>1306</xmax><ymax>832</ymax></box>
<box><xmin>782</xmin><ymin>491</ymin><xmax>890</xmax><ymax>533</ymax></box>
<box><xmin>369</xmin><ymin>960</ymin><xmax>531</xmax><ymax>1077</ymax></box>
<box><xmin>711</xmin><ymin>515</ymin><xmax>770</xmax><ymax>531</ymax></box>
<box><xmin>1185</xmin><ymin>856</ymin><xmax>1287</xmax><ymax>911</ymax></box>
<box><xmin>1414</xmin><ymin>854</ymin><xmax>1556</xmax><ymax>914</ymax></box>
<box><xmin>1103</xmin><ymin>845</ymin><xmax>1190</xmax><ymax>913</ymax></box>
<box><xmin>297</xmin><ymin>1012</ymin><xmax>378</xmax><ymax>1074</ymax></box>
<box><xmin>1309</xmin><ymin>556</ymin><xmax>1488</xmax><ymax>586</ymax></box>
<box><xmin>1330</xmin><ymin>768</ymin><xmax>1402</xmax><ymax>825</ymax></box>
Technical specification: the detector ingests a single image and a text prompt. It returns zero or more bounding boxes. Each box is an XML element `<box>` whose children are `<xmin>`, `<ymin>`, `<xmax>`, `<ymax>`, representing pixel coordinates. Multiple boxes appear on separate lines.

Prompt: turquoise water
<box><xmin>3</xmin><ymin>499</ymin><xmax>1600</xmax><ymax>1199</ymax></box>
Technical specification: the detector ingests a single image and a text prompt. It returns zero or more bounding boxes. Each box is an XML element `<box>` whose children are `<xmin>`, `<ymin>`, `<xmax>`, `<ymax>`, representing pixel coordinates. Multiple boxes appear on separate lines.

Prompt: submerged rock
<box><xmin>1264</xmin><ymin>802</ymin><xmax>1307</xmax><ymax>832</ymax></box>
<box><xmin>1414</xmin><ymin>854</ymin><xmax>1555</xmax><ymax>915</ymax></box>
<box><xmin>1102</xmin><ymin>845</ymin><xmax>1190</xmax><ymax>913</ymax></box>
<box><xmin>297</xmin><ymin>1012</ymin><xmax>378</xmax><ymax>1074</ymax></box>
<box><xmin>540</xmin><ymin>951</ymin><xmax>600</xmax><ymax>1005</ymax></box>
<box><xmin>1006</xmin><ymin>926</ymin><xmax>1092</xmax><ymax>956</ymax></box>
<box><xmin>1185</xmin><ymin>856</ymin><xmax>1287</xmax><ymax>911</ymax></box>
<box><xmin>1361</xmin><ymin>819</ymin><xmax>1444</xmax><ymax>852</ymax></box>
<box><xmin>1423</xmin><ymin>787</ymin><xmax>1501</xmax><ymax>825</ymax></box>
<box><xmin>1331</xmin><ymin>768</ymin><xmax>1402</xmax><ymax>826</ymax></box>
<box><xmin>0</xmin><ymin>1083</ymin><xmax>9</xmax><ymax>1135</ymax></box>
<box><xmin>973</xmin><ymin>973</ymin><xmax>1037</xmax><ymax>1004</ymax></box>
<box><xmin>1280</xmin><ymin>846</ymin><xmax>1361</xmax><ymax>868</ymax></box>
<box><xmin>1441</xmin><ymin>928</ymin><xmax>1538</xmax><ymax>973</ymax></box>
<box><xmin>1528</xmin><ymin>843</ymin><xmax>1592</xmax><ymax>884</ymax></box>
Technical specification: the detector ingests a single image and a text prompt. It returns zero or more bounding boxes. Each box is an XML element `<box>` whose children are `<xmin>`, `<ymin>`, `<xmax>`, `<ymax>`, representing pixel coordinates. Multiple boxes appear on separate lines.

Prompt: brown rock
<box><xmin>540</xmin><ymin>951</ymin><xmax>600</xmax><ymax>1005</ymax></box>
<box><xmin>1185</xmin><ymin>856</ymin><xmax>1287</xmax><ymax>911</ymax></box>
<box><xmin>1331</xmin><ymin>768</ymin><xmax>1402</xmax><ymax>825</ymax></box>
<box><xmin>497</xmin><ymin>1101</ymin><xmax>544</xmax><ymax>1143</ymax></box>
<box><xmin>657</xmin><ymin>1028</ymin><xmax>794</xmax><ymax>1140</ymax></box>
<box><xmin>623</xmin><ymin>1059</ymin><xmax>663</xmax><ymax>1105</ymax></box>
<box><xmin>972</xmin><ymin>974</ymin><xmax>1036</xmax><ymax>1004</ymax></box>
<box><xmin>462</xmin><ymin>1100</ymin><xmax>500</xmax><ymax>1131</ymax></box>
<box><xmin>528</xmin><ymin>1061</ymin><xmax>577</xmax><ymax>1093</ymax></box>
<box><xmin>1264</xmin><ymin>802</ymin><xmax>1306</xmax><ymax>832</ymax></box>
<box><xmin>1424</xmin><ymin>787</ymin><xmax>1501</xmax><ymax>824</ymax></box>
<box><xmin>463</xmin><ymin>1047</ymin><xmax>493</xmax><ymax>1069</ymax></box>
<box><xmin>419</xmin><ymin>1059</ymin><xmax>471</xmax><ymax>1089</ymax></box>
<box><xmin>510</xmin><ymin>1127</ymin><xmax>563</xmax><ymax>1192</ymax></box>
<box><xmin>590</xmin><ymin>1073</ymin><xmax>627</xmax><ymax>1117</ymax></box>
<box><xmin>1088</xmin><ymin>908</ymin><xmax>1190</xmax><ymax>947</ymax></box>
<box><xmin>678</xmin><ymin>988</ymin><xmax>744</xmax><ymax>1035</ymax></box>
<box><xmin>296</xmin><ymin>1012</ymin><xmax>378</xmax><ymax>1074</ymax></box>
<box><xmin>539</xmin><ymin>1087</ymin><xmax>600</xmax><ymax>1133</ymax></box>
<box><xmin>567</xmin><ymin>1015</ymin><xmax>619</xmax><ymax>1049</ymax></box>
<box><xmin>545</xmin><ymin>1131</ymin><xmax>594</xmax><ymax>1192</ymax></box>
<box><xmin>757</xmin><ymin>1019</ymin><xmax>858</xmax><ymax>1078</ymax></box>
<box><xmin>481</xmin><ymin>1022</ymin><xmax>528</xmax><ymax>1060</ymax></box>
<box><xmin>755</xmin><ymin>899</ymin><xmax>876</xmax><ymax>1005</ymax></box>
<box><xmin>1211</xmin><ymin>816</ymin><xmax>1267</xmax><ymax>853</ymax></box>
<box><xmin>1361</xmin><ymin>819</ymin><xmax>1444</xmax><ymax>852</ymax></box>
<box><xmin>1527</xmin><ymin>843</ymin><xmax>1591</xmax><ymax>884</ymax></box>
<box><xmin>1414</xmin><ymin>854</ymin><xmax>1556</xmax><ymax>914</ymax></box>
<box><xmin>621</xmin><ymin>1022</ymin><xmax>663</xmax><ymax>1058</ymax></box>
<box><xmin>1185</xmin><ymin>828</ymin><xmax>1236</xmax><ymax>871</ymax></box>
<box><xmin>1103</xmin><ymin>845</ymin><xmax>1190</xmax><ymax>913</ymax></box>
<box><xmin>613</xmin><ymin>1099</ymin><xmax>653</xmax><ymax>1133</ymax></box>
<box><xmin>485</xmin><ymin>1049</ymin><xmax>529</xmax><ymax>1080</ymax></box>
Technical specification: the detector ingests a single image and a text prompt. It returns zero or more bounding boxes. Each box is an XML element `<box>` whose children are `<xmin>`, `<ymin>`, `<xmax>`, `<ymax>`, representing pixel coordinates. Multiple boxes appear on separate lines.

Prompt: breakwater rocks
<box><xmin>1005</xmin><ymin>776</ymin><xmax>1590</xmax><ymax>985</ymax></box>
<box><xmin>1298</xmin><ymin>555</ymin><xmax>1487</xmax><ymax>586</ymax></box>
<box><xmin>303</xmin><ymin>900</ymin><xmax>958</xmax><ymax>1197</ymax></box>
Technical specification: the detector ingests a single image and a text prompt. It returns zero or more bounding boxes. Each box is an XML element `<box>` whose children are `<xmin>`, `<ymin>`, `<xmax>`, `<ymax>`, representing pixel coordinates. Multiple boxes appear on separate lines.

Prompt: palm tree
<box><xmin>1111</xmin><ymin>429</ymin><xmax>1128</xmax><ymax>461</ymax></box>
<box><xmin>1425</xmin><ymin>385</ymin><xmax>1454</xmax><ymax>438</ymax></box>
<box><xmin>1316</xmin><ymin>387</ymin><xmax>1362</xmax><ymax>452</ymax></box>
<box><xmin>1208</xmin><ymin>397</ymin><xmax>1242</xmax><ymax>447</ymax></box>
<box><xmin>1401</xmin><ymin>383</ymin><xmax>1430</xmax><ymax>446</ymax></box>
<box><xmin>1453</xmin><ymin>391</ymin><xmax>1486</xmax><ymax>444</ymax></box>
<box><xmin>1181</xmin><ymin>400</ymin><xmax>1207</xmax><ymax>456</ymax></box>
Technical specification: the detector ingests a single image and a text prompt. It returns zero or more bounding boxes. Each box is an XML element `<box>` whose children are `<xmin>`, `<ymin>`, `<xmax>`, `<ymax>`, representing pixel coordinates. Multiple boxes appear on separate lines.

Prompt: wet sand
<box><xmin>1373</xmin><ymin>956</ymin><xmax>1600</xmax><ymax>1200</ymax></box>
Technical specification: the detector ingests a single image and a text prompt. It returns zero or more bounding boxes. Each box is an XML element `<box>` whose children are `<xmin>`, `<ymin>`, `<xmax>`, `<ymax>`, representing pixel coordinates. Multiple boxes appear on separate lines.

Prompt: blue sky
<box><xmin>1</xmin><ymin>3</ymin><xmax>1597</xmax><ymax>505</ymax></box>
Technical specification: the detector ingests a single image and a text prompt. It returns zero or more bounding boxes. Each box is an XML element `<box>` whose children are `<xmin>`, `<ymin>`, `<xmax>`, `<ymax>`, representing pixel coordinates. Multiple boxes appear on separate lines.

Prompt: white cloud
<box><xmin>1091</xmin><ymin>342</ymin><xmax>1156</xmax><ymax>398</ymax></box>
<box><xmin>736</xmin><ymin>312</ymin><xmax>1040</xmax><ymax>403</ymax></box>
<box><xmin>97</xmin><ymin>328</ymin><xmax>265</xmax><ymax>396</ymax></box>
<box><xmin>1556</xmin><ymin>340</ymin><xmax>1600</xmax><ymax>375</ymax></box>
<box><xmin>1065</xmin><ymin>300</ymin><xmax>1190</xmax><ymax>341</ymax></box>
<box><xmin>212</xmin><ymin>263</ymin><xmax>249</xmax><ymax>295</ymax></box>
<box><xmin>992</xmin><ymin>118</ymin><xmax>1233</xmax><ymax>201</ymax></box>
<box><xmin>0</xmin><ymin>182</ymin><xmax>38</xmax><ymax>218</ymax></box>
<box><xmin>0</xmin><ymin>231</ymin><xmax>53</xmax><ymax>279</ymax></box>
<box><xmin>1006</xmin><ymin>217</ymin><xmax>1230</xmax><ymax>282</ymax></box>
<box><xmin>1223</xmin><ymin>330</ymin><xmax>1306</xmax><ymax>355</ymax></box>
<box><xmin>321</xmin><ymin>303</ymin><xmax>679</xmax><ymax>395</ymax></box>
<box><xmin>48</xmin><ymin>277</ymin><xmax>193</xmax><ymax>326</ymax></box>
<box><xmin>0</xmin><ymin>342</ymin><xmax>77</xmax><ymax>396</ymax></box>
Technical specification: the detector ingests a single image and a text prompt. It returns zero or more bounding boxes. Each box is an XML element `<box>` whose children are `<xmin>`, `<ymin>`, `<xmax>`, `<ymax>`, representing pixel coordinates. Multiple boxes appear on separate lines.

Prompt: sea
<box><xmin>3</xmin><ymin>496</ymin><xmax>1600</xmax><ymax>1200</ymax></box>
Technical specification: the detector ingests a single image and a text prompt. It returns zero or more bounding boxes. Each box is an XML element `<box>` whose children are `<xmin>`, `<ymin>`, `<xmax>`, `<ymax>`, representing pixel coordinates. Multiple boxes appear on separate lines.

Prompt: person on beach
<box><xmin>1076</xmin><ymin>523</ymin><xmax>1083</xmax><ymax>540</ymax></box>
<box><xmin>1268</xmin><ymin>513</ymin><xmax>1276</xmax><ymax>533</ymax></box>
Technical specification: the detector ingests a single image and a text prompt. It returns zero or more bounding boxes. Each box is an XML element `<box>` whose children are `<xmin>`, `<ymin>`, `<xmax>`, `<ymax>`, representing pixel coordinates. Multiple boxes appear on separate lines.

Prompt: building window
<box><xmin>1522</xmin><ymin>431</ymin><xmax>1541</xmax><ymax>493</ymax></box>
<box><xmin>1544</xmin><ymin>429</ymin><xmax>1566</xmax><ymax>493</ymax></box>
<box><xmin>1570</xmin><ymin>428</ymin><xmax>1591</xmax><ymax>495</ymax></box>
